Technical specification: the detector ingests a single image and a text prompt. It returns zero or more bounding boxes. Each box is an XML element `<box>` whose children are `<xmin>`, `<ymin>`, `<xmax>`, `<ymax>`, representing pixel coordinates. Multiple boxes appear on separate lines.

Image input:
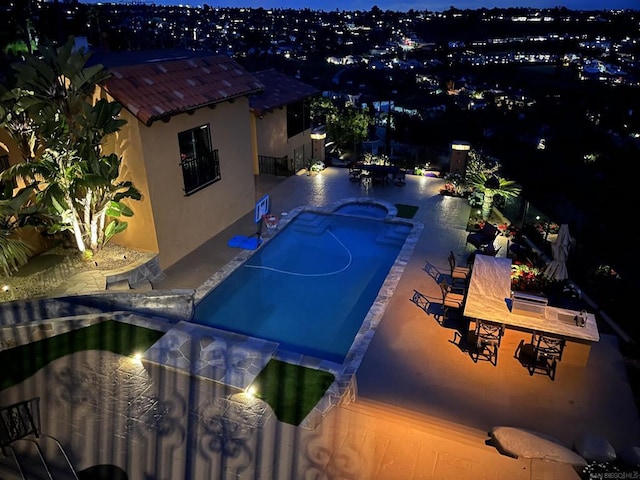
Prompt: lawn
<box><xmin>252</xmin><ymin>359</ymin><xmax>335</xmax><ymax>426</ymax></box>
<box><xmin>0</xmin><ymin>320</ymin><xmax>336</xmax><ymax>427</ymax></box>
<box><xmin>0</xmin><ymin>320</ymin><xmax>165</xmax><ymax>391</ymax></box>
<box><xmin>395</xmin><ymin>204</ymin><xmax>419</xmax><ymax>219</ymax></box>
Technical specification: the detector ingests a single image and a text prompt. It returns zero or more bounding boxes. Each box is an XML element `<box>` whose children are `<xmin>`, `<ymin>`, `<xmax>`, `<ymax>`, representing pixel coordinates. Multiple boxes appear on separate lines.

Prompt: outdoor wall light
<box><xmin>2</xmin><ymin>285</ymin><xmax>9</xmax><ymax>292</ymax></box>
<box><xmin>451</xmin><ymin>141</ymin><xmax>471</xmax><ymax>151</ymax></box>
<box><xmin>310</xmin><ymin>131</ymin><xmax>326</xmax><ymax>140</ymax></box>
<box><xmin>246</xmin><ymin>385</ymin><xmax>257</xmax><ymax>397</ymax></box>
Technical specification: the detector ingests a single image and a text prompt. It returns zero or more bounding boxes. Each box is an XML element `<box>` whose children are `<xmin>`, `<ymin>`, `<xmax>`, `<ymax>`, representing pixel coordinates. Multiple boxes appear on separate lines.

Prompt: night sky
<box><xmin>134</xmin><ymin>0</ymin><xmax>640</xmax><ymax>11</ymax></box>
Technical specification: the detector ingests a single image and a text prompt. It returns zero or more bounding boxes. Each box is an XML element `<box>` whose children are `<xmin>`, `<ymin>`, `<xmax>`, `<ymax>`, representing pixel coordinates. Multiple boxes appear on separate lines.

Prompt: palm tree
<box><xmin>467</xmin><ymin>170</ymin><xmax>522</xmax><ymax>221</ymax></box>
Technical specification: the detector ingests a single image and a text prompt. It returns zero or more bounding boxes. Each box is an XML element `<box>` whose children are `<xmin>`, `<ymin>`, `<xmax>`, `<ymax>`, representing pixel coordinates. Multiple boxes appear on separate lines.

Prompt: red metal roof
<box><xmin>249</xmin><ymin>69</ymin><xmax>320</xmax><ymax>116</ymax></box>
<box><xmin>103</xmin><ymin>56</ymin><xmax>264</xmax><ymax>126</ymax></box>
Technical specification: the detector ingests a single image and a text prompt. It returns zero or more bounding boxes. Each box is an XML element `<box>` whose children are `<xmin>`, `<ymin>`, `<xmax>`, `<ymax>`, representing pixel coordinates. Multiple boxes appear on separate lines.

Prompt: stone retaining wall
<box><xmin>105</xmin><ymin>252</ymin><xmax>164</xmax><ymax>288</ymax></box>
<box><xmin>0</xmin><ymin>290</ymin><xmax>196</xmax><ymax>328</ymax></box>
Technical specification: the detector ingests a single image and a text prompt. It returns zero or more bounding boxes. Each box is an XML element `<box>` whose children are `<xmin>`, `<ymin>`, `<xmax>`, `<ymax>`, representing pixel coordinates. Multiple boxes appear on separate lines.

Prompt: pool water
<box><xmin>193</xmin><ymin>211</ymin><xmax>411</xmax><ymax>363</ymax></box>
<box><xmin>333</xmin><ymin>203</ymin><xmax>388</xmax><ymax>218</ymax></box>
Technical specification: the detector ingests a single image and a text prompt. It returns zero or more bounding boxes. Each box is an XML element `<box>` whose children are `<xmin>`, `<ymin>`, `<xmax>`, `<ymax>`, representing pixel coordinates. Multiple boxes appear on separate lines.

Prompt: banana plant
<box><xmin>0</xmin><ymin>184</ymin><xmax>52</xmax><ymax>276</ymax></box>
<box><xmin>73</xmin><ymin>153</ymin><xmax>141</xmax><ymax>251</ymax></box>
<box><xmin>0</xmin><ymin>36</ymin><xmax>140</xmax><ymax>255</ymax></box>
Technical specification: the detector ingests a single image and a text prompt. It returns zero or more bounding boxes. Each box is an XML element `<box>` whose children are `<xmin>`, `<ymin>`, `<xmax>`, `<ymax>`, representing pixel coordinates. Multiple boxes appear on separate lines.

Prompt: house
<box><xmin>0</xmin><ymin>51</ymin><xmax>329</xmax><ymax>271</ymax></box>
<box><xmin>95</xmin><ymin>55</ymin><xmax>264</xmax><ymax>270</ymax></box>
<box><xmin>249</xmin><ymin>69</ymin><xmax>320</xmax><ymax>175</ymax></box>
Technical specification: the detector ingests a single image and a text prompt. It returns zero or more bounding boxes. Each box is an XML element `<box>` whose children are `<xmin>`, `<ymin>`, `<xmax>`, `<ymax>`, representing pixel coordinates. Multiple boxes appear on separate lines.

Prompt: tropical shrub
<box><xmin>0</xmin><ymin>36</ymin><xmax>140</xmax><ymax>256</ymax></box>
<box><xmin>464</xmin><ymin>150</ymin><xmax>522</xmax><ymax>220</ymax></box>
<box><xmin>0</xmin><ymin>185</ymin><xmax>52</xmax><ymax>275</ymax></box>
<box><xmin>441</xmin><ymin>172</ymin><xmax>466</xmax><ymax>196</ymax></box>
<box><xmin>511</xmin><ymin>261</ymin><xmax>549</xmax><ymax>293</ymax></box>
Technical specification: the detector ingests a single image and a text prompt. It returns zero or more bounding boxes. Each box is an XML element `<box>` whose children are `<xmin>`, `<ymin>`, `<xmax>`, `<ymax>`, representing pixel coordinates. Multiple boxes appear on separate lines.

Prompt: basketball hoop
<box><xmin>263</xmin><ymin>214</ymin><xmax>279</xmax><ymax>232</ymax></box>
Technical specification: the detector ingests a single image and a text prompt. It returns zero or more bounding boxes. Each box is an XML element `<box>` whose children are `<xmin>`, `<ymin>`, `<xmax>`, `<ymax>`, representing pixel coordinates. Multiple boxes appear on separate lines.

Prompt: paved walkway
<box><xmin>1</xmin><ymin>167</ymin><xmax>638</xmax><ymax>479</ymax></box>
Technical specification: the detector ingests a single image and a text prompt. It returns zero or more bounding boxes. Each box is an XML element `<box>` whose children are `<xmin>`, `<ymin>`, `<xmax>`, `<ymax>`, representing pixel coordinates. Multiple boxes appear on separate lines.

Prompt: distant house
<box><xmin>96</xmin><ymin>55</ymin><xmax>264</xmax><ymax>269</ymax></box>
<box><xmin>249</xmin><ymin>69</ymin><xmax>320</xmax><ymax>175</ymax></box>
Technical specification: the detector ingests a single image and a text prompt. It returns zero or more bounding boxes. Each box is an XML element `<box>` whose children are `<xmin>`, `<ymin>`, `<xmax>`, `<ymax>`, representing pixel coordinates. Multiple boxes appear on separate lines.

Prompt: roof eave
<box><xmin>144</xmin><ymin>88</ymin><xmax>263</xmax><ymax>127</ymax></box>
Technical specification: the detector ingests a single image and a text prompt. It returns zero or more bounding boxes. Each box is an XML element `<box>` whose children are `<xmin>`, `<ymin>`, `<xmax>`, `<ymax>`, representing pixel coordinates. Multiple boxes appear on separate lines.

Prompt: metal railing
<box><xmin>1</xmin><ymin>397</ymin><xmax>79</xmax><ymax>480</ymax></box>
<box><xmin>258</xmin><ymin>155</ymin><xmax>291</xmax><ymax>176</ymax></box>
<box><xmin>180</xmin><ymin>150</ymin><xmax>220</xmax><ymax>196</ymax></box>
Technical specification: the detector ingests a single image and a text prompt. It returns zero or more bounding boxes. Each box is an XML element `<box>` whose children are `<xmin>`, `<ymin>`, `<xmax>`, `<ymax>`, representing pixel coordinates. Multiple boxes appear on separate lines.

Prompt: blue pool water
<box><xmin>333</xmin><ymin>203</ymin><xmax>388</xmax><ymax>218</ymax></box>
<box><xmin>193</xmin><ymin>211</ymin><xmax>411</xmax><ymax>363</ymax></box>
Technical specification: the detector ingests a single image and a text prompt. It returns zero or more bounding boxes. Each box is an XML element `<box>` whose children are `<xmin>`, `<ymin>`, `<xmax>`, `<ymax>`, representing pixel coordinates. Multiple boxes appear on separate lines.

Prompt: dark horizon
<box><xmin>82</xmin><ymin>0</ymin><xmax>640</xmax><ymax>12</ymax></box>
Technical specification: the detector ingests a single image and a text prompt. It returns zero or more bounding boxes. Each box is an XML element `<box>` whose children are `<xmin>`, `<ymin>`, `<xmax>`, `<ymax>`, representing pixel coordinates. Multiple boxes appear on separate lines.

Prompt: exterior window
<box><xmin>287</xmin><ymin>100</ymin><xmax>309</xmax><ymax>139</ymax></box>
<box><xmin>178</xmin><ymin>124</ymin><xmax>220</xmax><ymax>196</ymax></box>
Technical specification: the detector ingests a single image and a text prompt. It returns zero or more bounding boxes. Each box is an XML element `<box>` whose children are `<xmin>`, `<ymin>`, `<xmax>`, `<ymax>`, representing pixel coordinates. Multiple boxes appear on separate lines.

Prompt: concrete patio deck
<box><xmin>0</xmin><ymin>167</ymin><xmax>638</xmax><ymax>479</ymax></box>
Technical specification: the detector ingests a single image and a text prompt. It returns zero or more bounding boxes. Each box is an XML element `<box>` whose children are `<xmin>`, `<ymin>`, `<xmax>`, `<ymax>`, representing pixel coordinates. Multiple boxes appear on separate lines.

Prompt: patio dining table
<box><xmin>463</xmin><ymin>254</ymin><xmax>599</xmax><ymax>366</ymax></box>
<box><xmin>355</xmin><ymin>163</ymin><xmax>399</xmax><ymax>185</ymax></box>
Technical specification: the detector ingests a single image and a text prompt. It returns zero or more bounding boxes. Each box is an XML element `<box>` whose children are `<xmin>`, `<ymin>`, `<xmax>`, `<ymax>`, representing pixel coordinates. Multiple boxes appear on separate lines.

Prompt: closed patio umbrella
<box><xmin>544</xmin><ymin>224</ymin><xmax>571</xmax><ymax>281</ymax></box>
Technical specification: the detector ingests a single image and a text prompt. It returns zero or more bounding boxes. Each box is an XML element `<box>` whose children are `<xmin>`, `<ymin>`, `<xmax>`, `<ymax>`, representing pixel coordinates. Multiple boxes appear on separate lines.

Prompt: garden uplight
<box><xmin>128</xmin><ymin>352</ymin><xmax>143</xmax><ymax>365</ymax></box>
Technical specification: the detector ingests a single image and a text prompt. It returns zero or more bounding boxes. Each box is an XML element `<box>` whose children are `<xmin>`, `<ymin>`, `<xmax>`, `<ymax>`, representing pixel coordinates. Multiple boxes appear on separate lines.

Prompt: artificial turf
<box><xmin>252</xmin><ymin>359</ymin><xmax>335</xmax><ymax>426</ymax></box>
<box><xmin>395</xmin><ymin>204</ymin><xmax>419</xmax><ymax>219</ymax></box>
<box><xmin>0</xmin><ymin>320</ymin><xmax>164</xmax><ymax>391</ymax></box>
<box><xmin>1</xmin><ymin>322</ymin><xmax>334</xmax><ymax>426</ymax></box>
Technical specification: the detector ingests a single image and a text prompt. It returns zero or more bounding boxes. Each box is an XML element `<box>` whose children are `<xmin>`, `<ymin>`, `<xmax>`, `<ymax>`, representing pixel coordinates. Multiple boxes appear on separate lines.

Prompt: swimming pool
<box><xmin>193</xmin><ymin>207</ymin><xmax>412</xmax><ymax>363</ymax></box>
<box><xmin>333</xmin><ymin>202</ymin><xmax>388</xmax><ymax>218</ymax></box>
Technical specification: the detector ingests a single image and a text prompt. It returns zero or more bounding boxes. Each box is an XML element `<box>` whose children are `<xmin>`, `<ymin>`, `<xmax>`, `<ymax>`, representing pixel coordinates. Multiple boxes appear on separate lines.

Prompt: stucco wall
<box><xmin>102</xmin><ymin>100</ymin><xmax>160</xmax><ymax>256</ymax></box>
<box><xmin>287</xmin><ymin>129</ymin><xmax>313</xmax><ymax>164</ymax></box>
<box><xmin>1</xmin><ymin>92</ymin><xmax>256</xmax><ymax>271</ymax></box>
<box><xmin>0</xmin><ymin>127</ymin><xmax>29</xmax><ymax>191</ymax></box>
<box><xmin>136</xmin><ymin>99</ymin><xmax>255</xmax><ymax>269</ymax></box>
<box><xmin>0</xmin><ymin>128</ymin><xmax>18</xmax><ymax>159</ymax></box>
<box><xmin>255</xmin><ymin>108</ymin><xmax>288</xmax><ymax>157</ymax></box>
<box><xmin>254</xmin><ymin>107</ymin><xmax>313</xmax><ymax>170</ymax></box>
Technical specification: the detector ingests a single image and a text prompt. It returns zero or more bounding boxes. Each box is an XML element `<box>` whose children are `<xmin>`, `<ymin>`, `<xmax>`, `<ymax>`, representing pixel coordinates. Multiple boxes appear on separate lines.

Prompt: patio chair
<box><xmin>372</xmin><ymin>169</ymin><xmax>389</xmax><ymax>185</ymax></box>
<box><xmin>481</xmin><ymin>244</ymin><xmax>501</xmax><ymax>257</ymax></box>
<box><xmin>472</xmin><ymin>320</ymin><xmax>505</xmax><ymax>366</ymax></box>
<box><xmin>448</xmin><ymin>250</ymin><xmax>470</xmax><ymax>282</ymax></box>
<box><xmin>393</xmin><ymin>169</ymin><xmax>406</xmax><ymax>186</ymax></box>
<box><xmin>439</xmin><ymin>279</ymin><xmax>466</xmax><ymax>321</ymax></box>
<box><xmin>467</xmin><ymin>245</ymin><xmax>501</xmax><ymax>268</ymax></box>
<box><xmin>439</xmin><ymin>278</ymin><xmax>465</xmax><ymax>297</ymax></box>
<box><xmin>348</xmin><ymin>165</ymin><xmax>362</xmax><ymax>182</ymax></box>
<box><xmin>528</xmin><ymin>332</ymin><xmax>565</xmax><ymax>380</ymax></box>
